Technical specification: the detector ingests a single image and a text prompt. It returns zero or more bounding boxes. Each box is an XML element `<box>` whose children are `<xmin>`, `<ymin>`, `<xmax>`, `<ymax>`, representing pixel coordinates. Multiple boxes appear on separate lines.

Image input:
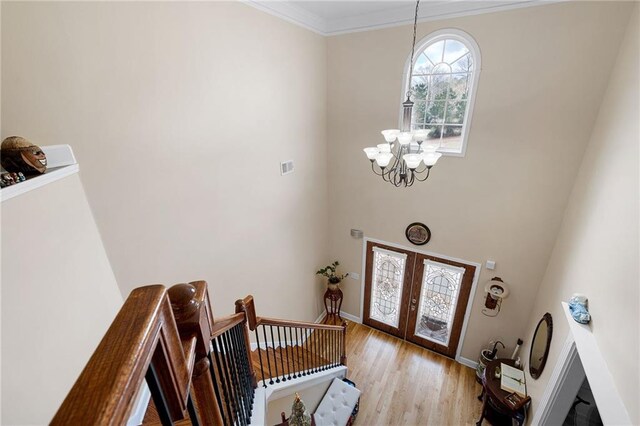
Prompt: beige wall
<box><xmin>326</xmin><ymin>1</ymin><xmax>633</xmax><ymax>361</ymax></box>
<box><xmin>1</xmin><ymin>1</ymin><xmax>329</xmax><ymax>321</ymax></box>
<box><xmin>1</xmin><ymin>174</ymin><xmax>123</xmax><ymax>425</ymax></box>
<box><xmin>521</xmin><ymin>5</ymin><xmax>639</xmax><ymax>422</ymax></box>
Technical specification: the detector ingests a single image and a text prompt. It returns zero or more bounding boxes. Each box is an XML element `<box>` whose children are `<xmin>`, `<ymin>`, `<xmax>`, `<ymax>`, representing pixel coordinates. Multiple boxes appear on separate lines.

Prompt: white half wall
<box><xmin>1</xmin><ymin>173</ymin><xmax>123</xmax><ymax>424</ymax></box>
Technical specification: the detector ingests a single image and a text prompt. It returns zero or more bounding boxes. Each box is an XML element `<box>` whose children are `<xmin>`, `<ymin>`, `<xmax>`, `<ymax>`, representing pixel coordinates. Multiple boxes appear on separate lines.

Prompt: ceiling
<box><xmin>244</xmin><ymin>0</ymin><xmax>564</xmax><ymax>36</ymax></box>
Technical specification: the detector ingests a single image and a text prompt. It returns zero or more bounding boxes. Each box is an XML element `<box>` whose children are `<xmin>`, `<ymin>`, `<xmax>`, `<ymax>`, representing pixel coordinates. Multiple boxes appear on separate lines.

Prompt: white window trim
<box><xmin>399</xmin><ymin>28</ymin><xmax>482</xmax><ymax>158</ymax></box>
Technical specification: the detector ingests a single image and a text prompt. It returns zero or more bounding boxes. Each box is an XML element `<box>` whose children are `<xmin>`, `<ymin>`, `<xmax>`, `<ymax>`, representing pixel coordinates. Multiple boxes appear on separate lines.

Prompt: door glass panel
<box><xmin>370</xmin><ymin>248</ymin><xmax>407</xmax><ymax>328</ymax></box>
<box><xmin>414</xmin><ymin>259</ymin><xmax>465</xmax><ymax>346</ymax></box>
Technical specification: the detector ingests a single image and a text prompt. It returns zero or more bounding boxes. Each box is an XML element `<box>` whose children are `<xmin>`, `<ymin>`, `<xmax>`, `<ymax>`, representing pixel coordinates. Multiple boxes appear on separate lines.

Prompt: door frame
<box><xmin>359</xmin><ymin>237</ymin><xmax>482</xmax><ymax>363</ymax></box>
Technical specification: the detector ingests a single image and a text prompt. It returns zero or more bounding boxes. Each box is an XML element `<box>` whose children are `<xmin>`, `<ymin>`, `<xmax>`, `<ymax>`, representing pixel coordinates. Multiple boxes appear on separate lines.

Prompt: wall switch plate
<box><xmin>350</xmin><ymin>272</ymin><xmax>360</xmax><ymax>280</ymax></box>
<box><xmin>486</xmin><ymin>260</ymin><xmax>496</xmax><ymax>270</ymax></box>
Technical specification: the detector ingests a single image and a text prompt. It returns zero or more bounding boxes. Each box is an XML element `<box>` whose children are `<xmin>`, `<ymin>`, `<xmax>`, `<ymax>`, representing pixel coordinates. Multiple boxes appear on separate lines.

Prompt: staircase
<box><xmin>51</xmin><ymin>281</ymin><xmax>347</xmax><ymax>426</ymax></box>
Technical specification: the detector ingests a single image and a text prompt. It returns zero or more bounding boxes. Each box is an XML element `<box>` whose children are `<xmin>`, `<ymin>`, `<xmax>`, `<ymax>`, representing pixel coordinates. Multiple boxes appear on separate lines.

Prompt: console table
<box><xmin>477</xmin><ymin>358</ymin><xmax>531</xmax><ymax>426</ymax></box>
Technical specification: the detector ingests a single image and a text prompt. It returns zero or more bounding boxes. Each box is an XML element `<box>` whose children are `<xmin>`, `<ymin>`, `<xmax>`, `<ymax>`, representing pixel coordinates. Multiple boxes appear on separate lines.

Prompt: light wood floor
<box><xmin>342</xmin><ymin>320</ymin><xmax>483</xmax><ymax>425</ymax></box>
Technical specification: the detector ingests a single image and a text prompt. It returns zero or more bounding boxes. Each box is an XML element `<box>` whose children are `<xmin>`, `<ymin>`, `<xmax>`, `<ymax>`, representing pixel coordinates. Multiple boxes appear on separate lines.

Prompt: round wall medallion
<box><xmin>405</xmin><ymin>222</ymin><xmax>431</xmax><ymax>246</ymax></box>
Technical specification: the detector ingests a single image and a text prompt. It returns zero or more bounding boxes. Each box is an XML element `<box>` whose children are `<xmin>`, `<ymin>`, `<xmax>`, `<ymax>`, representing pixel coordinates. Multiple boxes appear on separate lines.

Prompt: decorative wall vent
<box><xmin>280</xmin><ymin>160</ymin><xmax>294</xmax><ymax>176</ymax></box>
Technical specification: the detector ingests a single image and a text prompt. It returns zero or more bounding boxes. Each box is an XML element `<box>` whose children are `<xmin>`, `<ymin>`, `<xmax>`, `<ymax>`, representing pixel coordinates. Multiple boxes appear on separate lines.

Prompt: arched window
<box><xmin>402</xmin><ymin>29</ymin><xmax>481</xmax><ymax>156</ymax></box>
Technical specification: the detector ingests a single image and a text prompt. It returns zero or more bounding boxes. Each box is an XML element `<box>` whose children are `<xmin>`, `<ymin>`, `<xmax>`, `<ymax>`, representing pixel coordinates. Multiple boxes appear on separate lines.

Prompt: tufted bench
<box><xmin>313</xmin><ymin>378</ymin><xmax>361</xmax><ymax>426</ymax></box>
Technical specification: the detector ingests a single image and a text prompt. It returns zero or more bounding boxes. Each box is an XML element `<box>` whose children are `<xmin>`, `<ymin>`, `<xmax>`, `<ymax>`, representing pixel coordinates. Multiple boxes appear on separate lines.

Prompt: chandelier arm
<box><xmin>414</xmin><ymin>162</ymin><xmax>429</xmax><ymax>174</ymax></box>
<box><xmin>414</xmin><ymin>166</ymin><xmax>432</xmax><ymax>182</ymax></box>
<box><xmin>371</xmin><ymin>161</ymin><xmax>386</xmax><ymax>176</ymax></box>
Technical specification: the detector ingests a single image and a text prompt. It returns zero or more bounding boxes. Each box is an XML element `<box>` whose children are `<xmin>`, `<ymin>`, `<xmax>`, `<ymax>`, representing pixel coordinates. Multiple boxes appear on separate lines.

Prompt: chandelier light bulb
<box><xmin>377</xmin><ymin>143</ymin><xmax>392</xmax><ymax>153</ymax></box>
<box><xmin>422</xmin><ymin>152</ymin><xmax>442</xmax><ymax>167</ymax></box>
<box><xmin>397</xmin><ymin>132</ymin><xmax>413</xmax><ymax>145</ymax></box>
<box><xmin>413</xmin><ymin>129</ymin><xmax>430</xmax><ymax>142</ymax></box>
<box><xmin>403</xmin><ymin>153</ymin><xmax>423</xmax><ymax>170</ymax></box>
<box><xmin>363</xmin><ymin>147</ymin><xmax>380</xmax><ymax>160</ymax></box>
<box><xmin>375</xmin><ymin>152</ymin><xmax>393</xmax><ymax>168</ymax></box>
<box><xmin>421</xmin><ymin>141</ymin><xmax>439</xmax><ymax>153</ymax></box>
<box><xmin>381</xmin><ymin>129</ymin><xmax>400</xmax><ymax>143</ymax></box>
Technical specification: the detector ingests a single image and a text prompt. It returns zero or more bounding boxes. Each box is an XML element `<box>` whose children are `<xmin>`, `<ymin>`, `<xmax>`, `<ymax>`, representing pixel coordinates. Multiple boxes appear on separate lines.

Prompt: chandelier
<box><xmin>363</xmin><ymin>0</ymin><xmax>442</xmax><ymax>188</ymax></box>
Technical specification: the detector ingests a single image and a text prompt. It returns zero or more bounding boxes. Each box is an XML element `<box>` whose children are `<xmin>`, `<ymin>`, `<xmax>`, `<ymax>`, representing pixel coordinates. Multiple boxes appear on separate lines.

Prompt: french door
<box><xmin>363</xmin><ymin>241</ymin><xmax>476</xmax><ymax>358</ymax></box>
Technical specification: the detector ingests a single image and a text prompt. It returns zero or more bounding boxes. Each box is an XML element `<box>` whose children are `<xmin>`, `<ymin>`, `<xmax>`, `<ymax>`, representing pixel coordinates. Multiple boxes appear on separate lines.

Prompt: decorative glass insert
<box><xmin>414</xmin><ymin>259</ymin><xmax>465</xmax><ymax>346</ymax></box>
<box><xmin>369</xmin><ymin>248</ymin><xmax>407</xmax><ymax>328</ymax></box>
<box><xmin>405</xmin><ymin>31</ymin><xmax>480</xmax><ymax>155</ymax></box>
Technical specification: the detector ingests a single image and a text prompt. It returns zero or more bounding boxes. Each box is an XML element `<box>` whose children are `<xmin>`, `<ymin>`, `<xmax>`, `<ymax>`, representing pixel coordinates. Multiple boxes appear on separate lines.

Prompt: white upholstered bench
<box><xmin>313</xmin><ymin>378</ymin><xmax>361</xmax><ymax>426</ymax></box>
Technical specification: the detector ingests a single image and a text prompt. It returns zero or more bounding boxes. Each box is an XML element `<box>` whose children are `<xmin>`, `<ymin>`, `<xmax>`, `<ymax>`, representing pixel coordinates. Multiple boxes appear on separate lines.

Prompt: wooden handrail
<box><xmin>52</xmin><ymin>283</ymin><xmax>346</xmax><ymax>424</ymax></box>
<box><xmin>257</xmin><ymin>316</ymin><xmax>344</xmax><ymax>331</ymax></box>
<box><xmin>210</xmin><ymin>313</ymin><xmax>245</xmax><ymax>338</ymax></box>
<box><xmin>52</xmin><ymin>285</ymin><xmax>192</xmax><ymax>425</ymax></box>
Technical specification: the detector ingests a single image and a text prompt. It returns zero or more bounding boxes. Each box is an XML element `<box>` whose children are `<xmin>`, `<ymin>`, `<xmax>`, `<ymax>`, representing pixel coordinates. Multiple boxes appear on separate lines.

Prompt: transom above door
<box><xmin>363</xmin><ymin>241</ymin><xmax>476</xmax><ymax>358</ymax></box>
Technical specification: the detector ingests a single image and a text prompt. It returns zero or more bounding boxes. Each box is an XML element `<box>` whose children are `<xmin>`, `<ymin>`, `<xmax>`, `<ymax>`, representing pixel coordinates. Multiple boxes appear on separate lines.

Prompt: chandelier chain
<box><xmin>408</xmin><ymin>0</ymin><xmax>421</xmax><ymax>97</ymax></box>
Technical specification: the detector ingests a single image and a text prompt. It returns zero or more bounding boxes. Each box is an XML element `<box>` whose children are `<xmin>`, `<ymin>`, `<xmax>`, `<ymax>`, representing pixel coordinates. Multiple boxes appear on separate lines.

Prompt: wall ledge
<box><xmin>1</xmin><ymin>145</ymin><xmax>78</xmax><ymax>203</ymax></box>
<box><xmin>561</xmin><ymin>302</ymin><xmax>631</xmax><ymax>425</ymax></box>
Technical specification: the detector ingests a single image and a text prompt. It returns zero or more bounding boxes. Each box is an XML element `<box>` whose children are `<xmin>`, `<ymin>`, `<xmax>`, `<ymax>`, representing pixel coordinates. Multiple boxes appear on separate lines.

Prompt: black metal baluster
<box><xmin>269</xmin><ymin>326</ymin><xmax>280</xmax><ymax>383</ymax></box>
<box><xmin>276</xmin><ymin>326</ymin><xmax>287</xmax><ymax>382</ymax></box>
<box><xmin>211</xmin><ymin>339</ymin><xmax>232</xmax><ymax>424</ymax></box>
<box><xmin>187</xmin><ymin>394</ymin><xmax>201</xmax><ymax>426</ymax></box>
<box><xmin>333</xmin><ymin>330</ymin><xmax>340</xmax><ymax>366</ymax></box>
<box><xmin>254</xmin><ymin>330</ymin><xmax>267</xmax><ymax>388</ymax></box>
<box><xmin>239</xmin><ymin>326</ymin><xmax>254</xmax><ymax>416</ymax></box>
<box><xmin>297</xmin><ymin>327</ymin><xmax>305</xmax><ymax>376</ymax></box>
<box><xmin>237</xmin><ymin>326</ymin><xmax>255</xmax><ymax>411</ymax></box>
<box><xmin>145</xmin><ymin>363</ymin><xmax>172</xmax><ymax>426</ymax></box>
<box><xmin>285</xmin><ymin>327</ymin><xmax>293</xmax><ymax>380</ymax></box>
<box><xmin>218</xmin><ymin>334</ymin><xmax>241</xmax><ymax>425</ymax></box>
<box><xmin>224</xmin><ymin>330</ymin><xmax>247</xmax><ymax>426</ymax></box>
<box><xmin>296</xmin><ymin>327</ymin><xmax>303</xmax><ymax>376</ymax></box>
<box><xmin>207</xmin><ymin>351</ymin><xmax>228</xmax><ymax>425</ymax></box>
<box><xmin>321</xmin><ymin>329</ymin><xmax>326</xmax><ymax>370</ymax></box>
<box><xmin>317</xmin><ymin>329</ymin><xmax>322</xmax><ymax>371</ymax></box>
<box><xmin>309</xmin><ymin>329</ymin><xmax>315</xmax><ymax>373</ymax></box>
<box><xmin>288</xmin><ymin>327</ymin><xmax>297</xmax><ymax>379</ymax></box>
<box><xmin>228</xmin><ymin>326</ymin><xmax>247</xmax><ymax>425</ymax></box>
<box><xmin>315</xmin><ymin>330</ymin><xmax>322</xmax><ymax>371</ymax></box>
<box><xmin>234</xmin><ymin>325</ymin><xmax>252</xmax><ymax>422</ymax></box>
<box><xmin>318</xmin><ymin>330</ymin><xmax>325</xmax><ymax>371</ymax></box>
<box><xmin>330</xmin><ymin>329</ymin><xmax>334</xmax><ymax>367</ymax></box>
<box><xmin>306</xmin><ymin>328</ymin><xmax>312</xmax><ymax>374</ymax></box>
<box><xmin>262</xmin><ymin>325</ymin><xmax>274</xmax><ymax>386</ymax></box>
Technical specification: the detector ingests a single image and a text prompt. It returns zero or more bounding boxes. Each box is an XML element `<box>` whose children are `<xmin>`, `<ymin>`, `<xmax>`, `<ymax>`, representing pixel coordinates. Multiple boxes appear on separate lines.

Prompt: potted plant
<box><xmin>316</xmin><ymin>261</ymin><xmax>348</xmax><ymax>291</ymax></box>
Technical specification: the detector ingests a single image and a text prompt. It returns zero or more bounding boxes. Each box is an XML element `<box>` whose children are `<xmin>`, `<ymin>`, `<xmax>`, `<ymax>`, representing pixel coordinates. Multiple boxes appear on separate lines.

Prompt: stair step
<box><xmin>251</xmin><ymin>343</ymin><xmax>338</xmax><ymax>383</ymax></box>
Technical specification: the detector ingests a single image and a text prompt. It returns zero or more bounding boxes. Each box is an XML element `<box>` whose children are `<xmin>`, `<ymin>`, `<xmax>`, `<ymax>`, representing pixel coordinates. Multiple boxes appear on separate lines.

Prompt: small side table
<box><xmin>323</xmin><ymin>286</ymin><xmax>343</xmax><ymax>324</ymax></box>
<box><xmin>476</xmin><ymin>358</ymin><xmax>530</xmax><ymax>426</ymax></box>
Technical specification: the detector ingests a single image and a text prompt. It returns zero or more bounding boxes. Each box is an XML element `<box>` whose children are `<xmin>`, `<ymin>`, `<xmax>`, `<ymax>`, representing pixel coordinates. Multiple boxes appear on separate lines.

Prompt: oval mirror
<box><xmin>529</xmin><ymin>313</ymin><xmax>553</xmax><ymax>379</ymax></box>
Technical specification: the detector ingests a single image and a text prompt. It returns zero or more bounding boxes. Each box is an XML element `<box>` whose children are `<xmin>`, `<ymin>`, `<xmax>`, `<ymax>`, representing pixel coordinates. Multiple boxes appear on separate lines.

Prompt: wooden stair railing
<box><xmin>52</xmin><ymin>283</ymin><xmax>347</xmax><ymax>425</ymax></box>
<box><xmin>236</xmin><ymin>296</ymin><xmax>347</xmax><ymax>388</ymax></box>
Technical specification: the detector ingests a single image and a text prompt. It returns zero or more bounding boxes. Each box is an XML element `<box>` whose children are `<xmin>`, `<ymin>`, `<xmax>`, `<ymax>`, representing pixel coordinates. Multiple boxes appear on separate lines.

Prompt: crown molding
<box><xmin>241</xmin><ymin>0</ymin><xmax>327</xmax><ymax>35</ymax></box>
<box><xmin>243</xmin><ymin>0</ymin><xmax>567</xmax><ymax>36</ymax></box>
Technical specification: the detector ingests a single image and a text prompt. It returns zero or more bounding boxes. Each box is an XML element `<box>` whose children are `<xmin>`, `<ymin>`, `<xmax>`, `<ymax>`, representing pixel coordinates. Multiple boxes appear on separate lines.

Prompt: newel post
<box><xmin>169</xmin><ymin>281</ymin><xmax>223</xmax><ymax>426</ymax></box>
<box><xmin>341</xmin><ymin>320</ymin><xmax>348</xmax><ymax>367</ymax></box>
<box><xmin>235</xmin><ymin>295</ymin><xmax>258</xmax><ymax>388</ymax></box>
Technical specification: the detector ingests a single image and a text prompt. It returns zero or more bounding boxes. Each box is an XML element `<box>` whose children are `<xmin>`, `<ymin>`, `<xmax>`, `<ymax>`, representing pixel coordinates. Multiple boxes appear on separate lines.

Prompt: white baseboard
<box><xmin>456</xmin><ymin>355</ymin><xmax>478</xmax><ymax>370</ymax></box>
<box><xmin>315</xmin><ymin>311</ymin><xmax>361</xmax><ymax>324</ymax></box>
<box><xmin>340</xmin><ymin>312</ymin><xmax>362</xmax><ymax>324</ymax></box>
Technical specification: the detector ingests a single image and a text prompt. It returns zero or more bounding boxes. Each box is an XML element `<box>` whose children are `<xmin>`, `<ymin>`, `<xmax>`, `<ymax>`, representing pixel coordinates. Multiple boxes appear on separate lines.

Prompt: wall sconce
<box><xmin>482</xmin><ymin>277</ymin><xmax>510</xmax><ymax>317</ymax></box>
